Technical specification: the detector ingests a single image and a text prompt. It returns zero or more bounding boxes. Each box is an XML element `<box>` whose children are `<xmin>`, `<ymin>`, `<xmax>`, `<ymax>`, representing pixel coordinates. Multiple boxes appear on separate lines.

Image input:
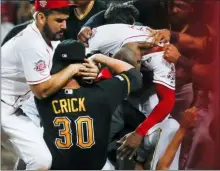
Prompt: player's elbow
<box><xmin>35</xmin><ymin>92</ymin><xmax>49</xmax><ymax>100</ymax></box>
<box><xmin>33</xmin><ymin>90</ymin><xmax>49</xmax><ymax>100</ymax></box>
<box><xmin>30</xmin><ymin>84</ymin><xmax>50</xmax><ymax>100</ymax></box>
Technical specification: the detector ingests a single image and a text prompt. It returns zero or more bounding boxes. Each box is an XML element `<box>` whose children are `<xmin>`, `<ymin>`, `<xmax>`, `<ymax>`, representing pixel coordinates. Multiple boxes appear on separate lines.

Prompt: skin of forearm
<box><xmin>30</xmin><ymin>64</ymin><xmax>78</xmax><ymax>99</ymax></box>
<box><xmin>178</xmin><ymin>33</ymin><xmax>205</xmax><ymax>52</ymax></box>
<box><xmin>93</xmin><ymin>54</ymin><xmax>134</xmax><ymax>73</ymax></box>
<box><xmin>156</xmin><ymin>128</ymin><xmax>186</xmax><ymax>170</ymax></box>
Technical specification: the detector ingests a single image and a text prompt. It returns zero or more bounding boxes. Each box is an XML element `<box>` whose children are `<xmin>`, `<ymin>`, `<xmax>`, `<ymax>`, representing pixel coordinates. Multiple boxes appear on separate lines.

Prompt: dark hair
<box><xmin>38</xmin><ymin>7</ymin><xmax>69</xmax><ymax>17</ymax></box>
<box><xmin>104</xmin><ymin>3</ymin><xmax>139</xmax><ymax>25</ymax></box>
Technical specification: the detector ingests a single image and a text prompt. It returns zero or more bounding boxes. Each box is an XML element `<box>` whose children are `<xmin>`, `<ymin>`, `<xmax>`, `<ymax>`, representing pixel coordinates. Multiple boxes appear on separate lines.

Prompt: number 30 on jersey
<box><xmin>53</xmin><ymin>116</ymin><xmax>95</xmax><ymax>149</ymax></box>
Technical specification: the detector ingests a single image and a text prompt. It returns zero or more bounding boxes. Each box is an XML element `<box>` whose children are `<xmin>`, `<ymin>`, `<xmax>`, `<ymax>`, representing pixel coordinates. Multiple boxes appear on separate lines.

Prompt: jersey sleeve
<box><xmin>141</xmin><ymin>51</ymin><xmax>175</xmax><ymax>90</ymax></box>
<box><xmin>96</xmin><ymin>68</ymin><xmax>142</xmax><ymax>111</ymax></box>
<box><xmin>83</xmin><ymin>10</ymin><xmax>106</xmax><ymax>29</ymax></box>
<box><xmin>18</xmin><ymin>48</ymin><xmax>51</xmax><ymax>85</ymax></box>
<box><xmin>87</xmin><ymin>29</ymin><xmax>101</xmax><ymax>54</ymax></box>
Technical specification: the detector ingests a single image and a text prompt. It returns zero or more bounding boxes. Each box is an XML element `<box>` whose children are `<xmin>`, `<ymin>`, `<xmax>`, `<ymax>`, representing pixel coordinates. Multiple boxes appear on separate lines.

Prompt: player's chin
<box><xmin>54</xmin><ymin>33</ymin><xmax>65</xmax><ymax>41</ymax></box>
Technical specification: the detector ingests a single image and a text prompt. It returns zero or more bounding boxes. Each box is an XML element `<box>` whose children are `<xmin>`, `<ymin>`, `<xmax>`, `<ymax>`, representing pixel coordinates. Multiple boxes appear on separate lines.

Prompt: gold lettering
<box><xmin>53</xmin><ymin>98</ymin><xmax>86</xmax><ymax>114</ymax></box>
<box><xmin>52</xmin><ymin>100</ymin><xmax>60</xmax><ymax>114</ymax></box>
<box><xmin>67</xmin><ymin>99</ymin><xmax>71</xmax><ymax>112</ymax></box>
<box><xmin>79</xmin><ymin>98</ymin><xmax>86</xmax><ymax>112</ymax></box>
<box><xmin>71</xmin><ymin>98</ymin><xmax>78</xmax><ymax>112</ymax></box>
<box><xmin>60</xmin><ymin>99</ymin><xmax>68</xmax><ymax>113</ymax></box>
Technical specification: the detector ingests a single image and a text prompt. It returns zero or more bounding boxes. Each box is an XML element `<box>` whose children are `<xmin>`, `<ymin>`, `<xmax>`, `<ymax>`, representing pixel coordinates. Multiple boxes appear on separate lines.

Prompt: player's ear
<box><xmin>36</xmin><ymin>12</ymin><xmax>46</xmax><ymax>25</ymax></box>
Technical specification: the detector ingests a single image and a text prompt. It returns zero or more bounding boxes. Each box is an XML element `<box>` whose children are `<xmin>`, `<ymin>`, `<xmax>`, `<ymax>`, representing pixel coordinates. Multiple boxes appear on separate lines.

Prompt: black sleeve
<box><xmin>97</xmin><ymin>68</ymin><xmax>142</xmax><ymax>111</ymax></box>
<box><xmin>1</xmin><ymin>22</ymin><xmax>29</xmax><ymax>46</ymax></box>
<box><xmin>82</xmin><ymin>10</ymin><xmax>106</xmax><ymax>29</ymax></box>
<box><xmin>176</xmin><ymin>55</ymin><xmax>194</xmax><ymax>69</ymax></box>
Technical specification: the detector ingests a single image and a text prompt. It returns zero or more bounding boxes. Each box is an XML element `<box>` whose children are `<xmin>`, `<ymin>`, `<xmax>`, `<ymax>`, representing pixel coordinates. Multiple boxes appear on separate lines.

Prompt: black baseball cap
<box><xmin>51</xmin><ymin>39</ymin><xmax>85</xmax><ymax>75</ymax></box>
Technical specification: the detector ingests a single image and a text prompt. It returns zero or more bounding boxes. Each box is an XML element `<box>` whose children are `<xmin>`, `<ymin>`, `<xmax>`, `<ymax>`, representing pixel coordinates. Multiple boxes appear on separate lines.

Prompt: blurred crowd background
<box><xmin>1</xmin><ymin>0</ymin><xmax>217</xmax><ymax>43</ymax></box>
<box><xmin>1</xmin><ymin>1</ymin><xmax>32</xmax><ymax>43</ymax></box>
<box><xmin>1</xmin><ymin>0</ymin><xmax>220</xmax><ymax>170</ymax></box>
<box><xmin>1</xmin><ymin>0</ymin><xmax>127</xmax><ymax>43</ymax></box>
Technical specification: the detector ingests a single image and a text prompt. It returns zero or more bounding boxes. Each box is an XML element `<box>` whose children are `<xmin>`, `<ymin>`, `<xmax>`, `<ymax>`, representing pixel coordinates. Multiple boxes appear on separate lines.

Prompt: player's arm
<box><xmin>97</xmin><ymin>68</ymin><xmax>143</xmax><ymax>112</ymax></box>
<box><xmin>135</xmin><ymin>83</ymin><xmax>175</xmax><ymax>137</ymax></box>
<box><xmin>89</xmin><ymin>53</ymin><xmax>134</xmax><ymax>74</ymax></box>
<box><xmin>151</xmin><ymin>29</ymin><xmax>209</xmax><ymax>53</ymax></box>
<box><xmin>156</xmin><ymin>107</ymin><xmax>198</xmax><ymax>170</ymax></box>
<box><xmin>171</xmin><ymin>31</ymin><xmax>207</xmax><ymax>52</ymax></box>
<box><xmin>78</xmin><ymin>10</ymin><xmax>106</xmax><ymax>45</ymax></box>
<box><xmin>89</xmin><ymin>53</ymin><xmax>142</xmax><ymax>110</ymax></box>
<box><xmin>29</xmin><ymin>64</ymin><xmax>84</xmax><ymax>99</ymax></box>
<box><xmin>136</xmin><ymin>51</ymin><xmax>176</xmax><ymax>137</ymax></box>
<box><xmin>82</xmin><ymin>10</ymin><xmax>106</xmax><ymax>29</ymax></box>
<box><xmin>156</xmin><ymin>128</ymin><xmax>185</xmax><ymax>170</ymax></box>
<box><xmin>20</xmin><ymin>47</ymin><xmax>97</xmax><ymax>99</ymax></box>
<box><xmin>117</xmin><ymin>84</ymin><xmax>175</xmax><ymax>160</ymax></box>
<box><xmin>163</xmin><ymin>44</ymin><xmax>194</xmax><ymax>69</ymax></box>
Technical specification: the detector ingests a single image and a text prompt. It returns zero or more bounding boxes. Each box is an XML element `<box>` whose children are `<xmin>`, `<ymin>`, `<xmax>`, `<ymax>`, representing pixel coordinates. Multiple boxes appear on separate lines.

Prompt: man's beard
<box><xmin>43</xmin><ymin>23</ymin><xmax>65</xmax><ymax>41</ymax></box>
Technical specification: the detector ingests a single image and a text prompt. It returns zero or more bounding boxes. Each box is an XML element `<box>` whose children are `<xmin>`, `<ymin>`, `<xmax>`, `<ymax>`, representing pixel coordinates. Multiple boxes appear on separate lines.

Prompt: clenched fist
<box><xmin>163</xmin><ymin>44</ymin><xmax>181</xmax><ymax>63</ymax></box>
<box><xmin>180</xmin><ymin>107</ymin><xmax>198</xmax><ymax>130</ymax></box>
<box><xmin>151</xmin><ymin>29</ymin><xmax>171</xmax><ymax>45</ymax></box>
<box><xmin>77</xmin><ymin>27</ymin><xmax>92</xmax><ymax>47</ymax></box>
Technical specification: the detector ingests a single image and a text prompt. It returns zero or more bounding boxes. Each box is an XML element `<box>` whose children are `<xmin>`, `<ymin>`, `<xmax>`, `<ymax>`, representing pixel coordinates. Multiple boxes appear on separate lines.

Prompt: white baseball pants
<box><xmin>1</xmin><ymin>101</ymin><xmax>52</xmax><ymax>170</ymax></box>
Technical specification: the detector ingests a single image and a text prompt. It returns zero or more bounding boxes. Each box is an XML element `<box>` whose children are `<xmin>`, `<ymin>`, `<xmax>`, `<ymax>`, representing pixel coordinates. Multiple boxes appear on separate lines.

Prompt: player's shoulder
<box><xmin>14</xmin><ymin>22</ymin><xmax>45</xmax><ymax>51</ymax></box>
<box><xmin>96</xmin><ymin>73</ymin><xmax>131</xmax><ymax>89</ymax></box>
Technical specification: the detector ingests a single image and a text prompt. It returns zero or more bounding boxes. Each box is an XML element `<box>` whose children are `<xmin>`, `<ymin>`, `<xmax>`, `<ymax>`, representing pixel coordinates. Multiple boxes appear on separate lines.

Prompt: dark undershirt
<box><xmin>64</xmin><ymin>0</ymin><xmax>107</xmax><ymax>40</ymax></box>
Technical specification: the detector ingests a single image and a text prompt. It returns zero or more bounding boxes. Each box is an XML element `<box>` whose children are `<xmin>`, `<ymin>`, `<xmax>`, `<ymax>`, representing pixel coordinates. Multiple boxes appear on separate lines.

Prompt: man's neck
<box><xmin>170</xmin><ymin>22</ymin><xmax>189</xmax><ymax>33</ymax></box>
<box><xmin>64</xmin><ymin>79</ymin><xmax>80</xmax><ymax>89</ymax></box>
<box><xmin>74</xmin><ymin>1</ymin><xmax>95</xmax><ymax>19</ymax></box>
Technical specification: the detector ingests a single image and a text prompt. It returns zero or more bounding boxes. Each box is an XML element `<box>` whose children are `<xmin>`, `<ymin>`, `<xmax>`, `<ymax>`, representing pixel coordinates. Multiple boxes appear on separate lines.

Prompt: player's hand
<box><xmin>77</xmin><ymin>27</ymin><xmax>92</xmax><ymax>47</ymax></box>
<box><xmin>80</xmin><ymin>59</ymin><xmax>99</xmax><ymax>80</ymax></box>
<box><xmin>70</xmin><ymin>63</ymin><xmax>86</xmax><ymax>76</ymax></box>
<box><xmin>180</xmin><ymin>107</ymin><xmax>198</xmax><ymax>130</ymax></box>
<box><xmin>163</xmin><ymin>44</ymin><xmax>181</xmax><ymax>63</ymax></box>
<box><xmin>87</xmin><ymin>53</ymin><xmax>104</xmax><ymax>64</ymax></box>
<box><xmin>149</xmin><ymin>29</ymin><xmax>171</xmax><ymax>46</ymax></box>
<box><xmin>117</xmin><ymin>131</ymin><xmax>143</xmax><ymax>160</ymax></box>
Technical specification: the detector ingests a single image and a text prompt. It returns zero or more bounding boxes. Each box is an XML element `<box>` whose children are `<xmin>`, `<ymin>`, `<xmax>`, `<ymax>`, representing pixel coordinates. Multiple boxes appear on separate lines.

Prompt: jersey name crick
<box><xmin>52</xmin><ymin>98</ymin><xmax>86</xmax><ymax>114</ymax></box>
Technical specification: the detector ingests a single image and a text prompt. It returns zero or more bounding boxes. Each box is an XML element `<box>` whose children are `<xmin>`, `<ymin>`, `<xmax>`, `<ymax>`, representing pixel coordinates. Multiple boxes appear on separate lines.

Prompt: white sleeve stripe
<box><xmin>27</xmin><ymin>75</ymin><xmax>51</xmax><ymax>85</ymax></box>
<box><xmin>120</xmin><ymin>35</ymin><xmax>149</xmax><ymax>47</ymax></box>
<box><xmin>153</xmin><ymin>80</ymin><xmax>175</xmax><ymax>90</ymax></box>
